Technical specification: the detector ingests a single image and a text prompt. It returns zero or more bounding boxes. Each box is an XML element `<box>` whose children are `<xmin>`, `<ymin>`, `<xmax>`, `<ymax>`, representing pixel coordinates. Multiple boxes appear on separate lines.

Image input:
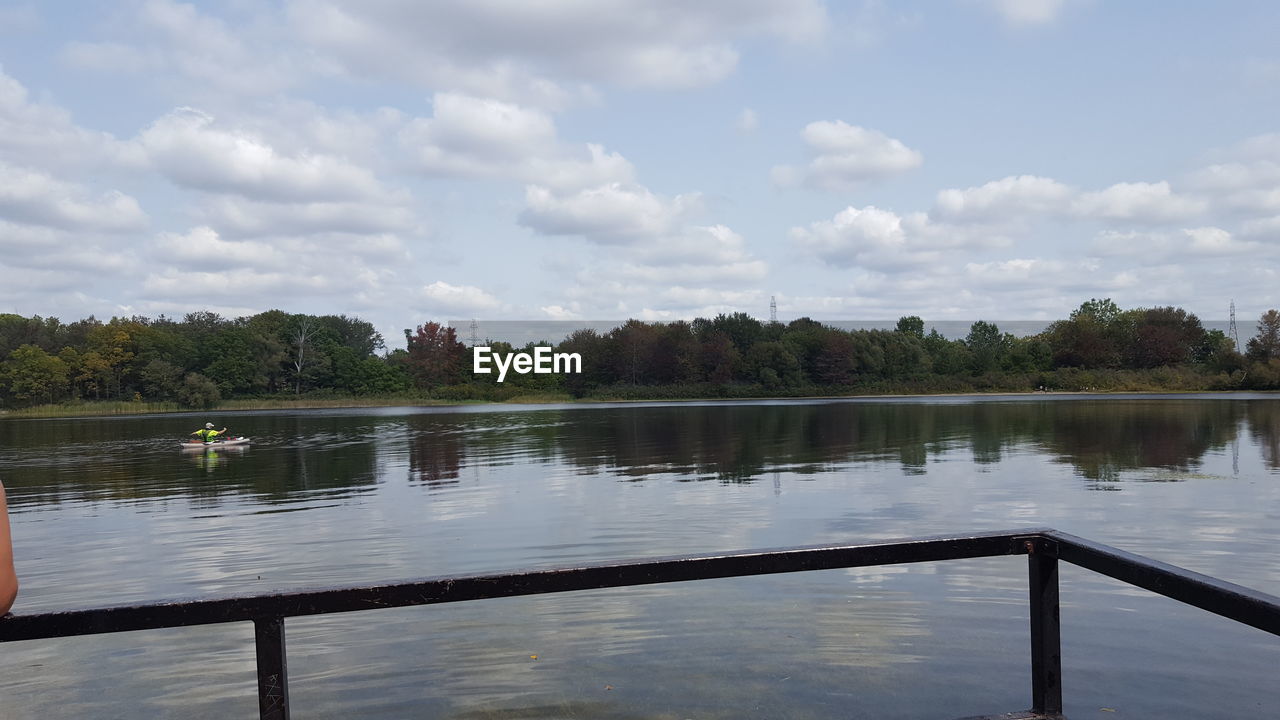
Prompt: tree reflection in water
<box><xmin>400</xmin><ymin>398</ymin><xmax>1275</xmax><ymax>490</ymax></box>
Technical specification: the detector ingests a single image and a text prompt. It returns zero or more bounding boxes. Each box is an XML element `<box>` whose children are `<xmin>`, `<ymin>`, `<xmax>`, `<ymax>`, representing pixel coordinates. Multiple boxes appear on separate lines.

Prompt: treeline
<box><xmin>0</xmin><ymin>310</ymin><xmax>406</xmax><ymax>408</ymax></box>
<box><xmin>2</xmin><ymin>299</ymin><xmax>1279</xmax><ymax>409</ymax></box>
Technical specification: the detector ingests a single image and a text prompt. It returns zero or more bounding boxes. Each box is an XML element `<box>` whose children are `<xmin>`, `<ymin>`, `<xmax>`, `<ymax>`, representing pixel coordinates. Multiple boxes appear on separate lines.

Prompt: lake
<box><xmin>1</xmin><ymin>395</ymin><xmax>1278</xmax><ymax>719</ymax></box>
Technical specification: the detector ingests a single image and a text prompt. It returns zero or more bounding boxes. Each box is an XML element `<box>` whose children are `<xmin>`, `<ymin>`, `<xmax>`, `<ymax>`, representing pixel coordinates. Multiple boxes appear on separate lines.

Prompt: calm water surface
<box><xmin>1</xmin><ymin>395</ymin><xmax>1279</xmax><ymax>719</ymax></box>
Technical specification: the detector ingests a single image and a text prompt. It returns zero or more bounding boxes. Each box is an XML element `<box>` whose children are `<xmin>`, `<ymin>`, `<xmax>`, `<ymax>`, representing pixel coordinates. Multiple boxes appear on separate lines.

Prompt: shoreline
<box><xmin>0</xmin><ymin>388</ymin><xmax>1271</xmax><ymax>420</ymax></box>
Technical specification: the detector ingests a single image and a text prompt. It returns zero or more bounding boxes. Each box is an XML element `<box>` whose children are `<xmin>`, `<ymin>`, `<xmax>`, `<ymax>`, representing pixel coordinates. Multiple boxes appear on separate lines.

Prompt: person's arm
<box><xmin>0</xmin><ymin>481</ymin><xmax>17</xmax><ymax>616</ymax></box>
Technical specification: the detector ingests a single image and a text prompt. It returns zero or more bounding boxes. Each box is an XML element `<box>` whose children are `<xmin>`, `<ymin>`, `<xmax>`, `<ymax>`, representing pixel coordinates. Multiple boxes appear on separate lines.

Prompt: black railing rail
<box><xmin>2</xmin><ymin>528</ymin><xmax>1279</xmax><ymax>720</ymax></box>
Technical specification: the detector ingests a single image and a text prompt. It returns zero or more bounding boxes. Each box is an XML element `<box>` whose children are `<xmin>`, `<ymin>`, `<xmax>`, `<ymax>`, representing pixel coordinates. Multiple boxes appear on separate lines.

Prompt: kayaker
<box><xmin>1</xmin><ymin>479</ymin><xmax>17</xmax><ymax>615</ymax></box>
<box><xmin>191</xmin><ymin>422</ymin><xmax>227</xmax><ymax>444</ymax></box>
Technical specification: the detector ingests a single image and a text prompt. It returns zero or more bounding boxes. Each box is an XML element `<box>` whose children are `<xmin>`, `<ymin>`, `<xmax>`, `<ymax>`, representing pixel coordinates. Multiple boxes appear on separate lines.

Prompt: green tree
<box><xmin>745</xmin><ymin>341</ymin><xmax>803</xmax><ymax>388</ymax></box>
<box><xmin>607</xmin><ymin>320</ymin><xmax>661</xmax><ymax>385</ymax></box>
<box><xmin>178</xmin><ymin>372</ymin><xmax>222</xmax><ymax>408</ymax></box>
<box><xmin>699</xmin><ymin>331</ymin><xmax>741</xmax><ymax>384</ymax></box>
<box><xmin>1005</xmin><ymin>336</ymin><xmax>1052</xmax><ymax>372</ymax></box>
<box><xmin>965</xmin><ymin>321</ymin><xmax>1009</xmax><ymax>374</ymax></box>
<box><xmin>696</xmin><ymin>312</ymin><xmax>765</xmax><ymax>354</ymax></box>
<box><xmin>556</xmin><ymin>328</ymin><xmax>610</xmax><ymax>397</ymax></box>
<box><xmin>140</xmin><ymin>359</ymin><xmax>185</xmax><ymax>400</ymax></box>
<box><xmin>923</xmin><ymin>329</ymin><xmax>971</xmax><ymax>376</ymax></box>
<box><xmin>1</xmin><ymin>345</ymin><xmax>69</xmax><ymax>406</ymax></box>
<box><xmin>895</xmin><ymin>316</ymin><xmax>925</xmax><ymax>338</ymax></box>
<box><xmin>813</xmin><ymin>332</ymin><xmax>857</xmax><ymax>385</ymax></box>
<box><xmin>330</xmin><ymin>346</ymin><xmax>409</xmax><ymax>394</ymax></box>
<box><xmin>1246</xmin><ymin>309</ymin><xmax>1280</xmax><ymax>362</ymax></box>
<box><xmin>876</xmin><ymin>330</ymin><xmax>929</xmax><ymax>379</ymax></box>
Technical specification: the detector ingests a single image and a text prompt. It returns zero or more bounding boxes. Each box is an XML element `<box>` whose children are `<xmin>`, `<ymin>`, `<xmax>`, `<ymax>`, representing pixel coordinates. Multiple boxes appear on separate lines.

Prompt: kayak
<box><xmin>179</xmin><ymin>436</ymin><xmax>251</xmax><ymax>450</ymax></box>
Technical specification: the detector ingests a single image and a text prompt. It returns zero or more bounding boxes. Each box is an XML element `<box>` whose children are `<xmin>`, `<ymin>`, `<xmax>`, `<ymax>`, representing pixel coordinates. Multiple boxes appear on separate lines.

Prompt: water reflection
<box><xmin>183</xmin><ymin>444</ymin><xmax>249</xmax><ymax>473</ymax></box>
<box><xmin>408</xmin><ymin>422</ymin><xmax>465</xmax><ymax>489</ymax></box>
<box><xmin>1247</xmin><ymin>401</ymin><xmax>1280</xmax><ymax>470</ymax></box>
<box><xmin>0</xmin><ymin>412</ymin><xmax>380</xmax><ymax>507</ymax></box>
<box><xmin>398</xmin><ymin>399</ymin><xmax>1274</xmax><ymax>488</ymax></box>
<box><xmin>4</xmin><ymin>398</ymin><xmax>1280</xmax><ymax>719</ymax></box>
<box><xmin>6</xmin><ymin>399</ymin><xmax>1274</xmax><ymax>512</ymax></box>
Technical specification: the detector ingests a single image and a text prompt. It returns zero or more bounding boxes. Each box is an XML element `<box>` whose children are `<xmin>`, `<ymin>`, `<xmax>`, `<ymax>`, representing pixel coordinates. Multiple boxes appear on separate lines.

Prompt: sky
<box><xmin>1</xmin><ymin>0</ymin><xmax>1278</xmax><ymax>348</ymax></box>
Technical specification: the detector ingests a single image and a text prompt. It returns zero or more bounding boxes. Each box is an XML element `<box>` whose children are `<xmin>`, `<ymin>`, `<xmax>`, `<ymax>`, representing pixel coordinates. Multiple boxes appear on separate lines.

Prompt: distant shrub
<box><xmin>178</xmin><ymin>373</ymin><xmax>221</xmax><ymax>408</ymax></box>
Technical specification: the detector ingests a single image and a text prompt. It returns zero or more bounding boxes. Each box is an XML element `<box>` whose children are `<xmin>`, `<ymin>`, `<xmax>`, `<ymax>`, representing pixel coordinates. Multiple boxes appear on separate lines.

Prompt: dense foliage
<box><xmin>1</xmin><ymin>299</ymin><xmax>1277</xmax><ymax>409</ymax></box>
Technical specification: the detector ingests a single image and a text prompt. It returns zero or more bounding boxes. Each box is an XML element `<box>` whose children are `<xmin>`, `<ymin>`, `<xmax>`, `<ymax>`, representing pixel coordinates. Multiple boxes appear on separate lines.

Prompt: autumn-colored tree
<box><xmin>83</xmin><ymin>322</ymin><xmax>136</xmax><ymax>399</ymax></box>
<box><xmin>406</xmin><ymin>322</ymin><xmax>466</xmax><ymax>388</ymax></box>
<box><xmin>1127</xmin><ymin>307</ymin><xmax>1206</xmax><ymax>368</ymax></box>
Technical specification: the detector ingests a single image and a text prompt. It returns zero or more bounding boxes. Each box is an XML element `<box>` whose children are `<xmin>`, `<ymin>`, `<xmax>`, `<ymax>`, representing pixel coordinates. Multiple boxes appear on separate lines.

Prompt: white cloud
<box><xmin>736</xmin><ymin>108</ymin><xmax>759</xmax><ymax>133</ymax></box>
<box><xmin>155</xmin><ymin>226</ymin><xmax>288</xmax><ymax>271</ymax></box>
<box><xmin>610</xmin><ymin>226</ymin><xmax>768</xmax><ymax>286</ymax></box>
<box><xmin>1089</xmin><ymin>229</ymin><xmax>1175</xmax><ymax>257</ymax></box>
<box><xmin>556</xmin><ymin>272</ymin><xmax>767</xmax><ymax>319</ymax></box>
<box><xmin>0</xmin><ymin>220</ymin><xmax>60</xmax><ymax>252</ymax></box>
<box><xmin>1183</xmin><ymin>226</ymin><xmax>1257</xmax><ymax>255</ymax></box>
<box><xmin>962</xmin><ymin>258</ymin><xmax>1099</xmax><ymax>289</ymax></box>
<box><xmin>936</xmin><ymin>175</ymin><xmax>1209</xmax><ymax>226</ymax></box>
<box><xmin>62</xmin><ymin>0</ymin><xmax>301</xmax><ymax>97</ymax></box>
<box><xmin>0</xmin><ymin>66</ymin><xmax>137</xmax><ymax>170</ymax></box>
<box><xmin>135</xmin><ymin>108</ymin><xmax>386</xmax><ymax>202</ymax></box>
<box><xmin>790</xmin><ymin>205</ymin><xmax>1001</xmax><ymax>271</ymax></box>
<box><xmin>199</xmin><ymin>196</ymin><xmax>418</xmax><ymax>238</ymax></box>
<box><xmin>1093</xmin><ymin>227</ymin><xmax>1261</xmax><ymax>259</ymax></box>
<box><xmin>141</xmin><ymin>268</ymin><xmax>343</xmax><ymax>298</ymax></box>
<box><xmin>520</xmin><ymin>183</ymin><xmax>701</xmax><ymax>241</ymax></box>
<box><xmin>398</xmin><ymin>93</ymin><xmax>633</xmax><ymax>191</ymax></box>
<box><xmin>522</xmin><ymin>182</ymin><xmax>768</xmax><ymax>315</ymax></box>
<box><xmin>404</xmin><ymin>93</ymin><xmax>557</xmax><ymax>164</ymax></box>
<box><xmin>231</xmin><ymin>100</ymin><xmax>406</xmax><ymax>166</ymax></box>
<box><xmin>773</xmin><ymin>121</ymin><xmax>922</xmax><ymax>190</ymax></box>
<box><xmin>540</xmin><ymin>304</ymin><xmax>581</xmax><ymax>320</ymax></box>
<box><xmin>1072</xmin><ymin>181</ymin><xmax>1206</xmax><ymax>223</ymax></box>
<box><xmin>1240</xmin><ymin>215</ymin><xmax>1280</xmax><ymax>238</ymax></box>
<box><xmin>0</xmin><ymin>162</ymin><xmax>147</xmax><ymax>232</ymax></box>
<box><xmin>288</xmin><ymin>0</ymin><xmax>827</xmax><ymax>101</ymax></box>
<box><xmin>628</xmin><ymin>225</ymin><xmax>756</xmax><ymax>267</ymax></box>
<box><xmin>0</xmin><ymin>265</ymin><xmax>83</xmax><ymax>297</ymax></box>
<box><xmin>419</xmin><ymin>281</ymin><xmax>503</xmax><ymax>314</ymax></box>
<box><xmin>1186</xmin><ymin>133</ymin><xmax>1280</xmax><ymax>214</ymax></box>
<box><xmin>933</xmin><ymin>175</ymin><xmax>1074</xmax><ymax>221</ymax></box>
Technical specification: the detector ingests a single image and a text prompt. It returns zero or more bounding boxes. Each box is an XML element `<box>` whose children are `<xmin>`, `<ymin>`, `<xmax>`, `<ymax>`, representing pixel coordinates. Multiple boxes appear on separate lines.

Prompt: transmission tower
<box><xmin>1229</xmin><ymin>300</ymin><xmax>1239</xmax><ymax>353</ymax></box>
<box><xmin>770</xmin><ymin>295</ymin><xmax>777</xmax><ymax>323</ymax></box>
<box><xmin>468</xmin><ymin>319</ymin><xmax>479</xmax><ymax>348</ymax></box>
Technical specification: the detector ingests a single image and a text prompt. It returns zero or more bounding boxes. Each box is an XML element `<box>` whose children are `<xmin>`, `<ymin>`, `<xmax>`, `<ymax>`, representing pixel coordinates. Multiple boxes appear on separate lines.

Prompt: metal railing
<box><xmin>3</xmin><ymin>528</ymin><xmax>1279</xmax><ymax>719</ymax></box>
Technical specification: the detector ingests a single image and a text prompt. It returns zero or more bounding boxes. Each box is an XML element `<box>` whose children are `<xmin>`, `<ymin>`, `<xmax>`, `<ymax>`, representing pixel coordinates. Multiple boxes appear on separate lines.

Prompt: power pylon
<box><xmin>770</xmin><ymin>296</ymin><xmax>777</xmax><ymax>324</ymax></box>
<box><xmin>1229</xmin><ymin>300</ymin><xmax>1239</xmax><ymax>353</ymax></box>
<box><xmin>469</xmin><ymin>319</ymin><xmax>479</xmax><ymax>348</ymax></box>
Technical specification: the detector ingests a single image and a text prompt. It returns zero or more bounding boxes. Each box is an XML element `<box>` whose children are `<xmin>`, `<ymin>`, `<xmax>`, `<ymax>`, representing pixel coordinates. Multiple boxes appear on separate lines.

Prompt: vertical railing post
<box><xmin>1028</xmin><ymin>539</ymin><xmax>1063</xmax><ymax>717</ymax></box>
<box><xmin>254</xmin><ymin>616</ymin><xmax>290</xmax><ymax>720</ymax></box>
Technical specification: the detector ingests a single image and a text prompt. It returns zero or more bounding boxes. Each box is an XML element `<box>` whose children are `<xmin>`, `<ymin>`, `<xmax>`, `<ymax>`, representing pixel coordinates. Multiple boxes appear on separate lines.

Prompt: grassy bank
<box><xmin>0</xmin><ymin>368</ymin><xmax>1258</xmax><ymax>419</ymax></box>
<box><xmin>0</xmin><ymin>392</ymin><xmax>577</xmax><ymax>419</ymax></box>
